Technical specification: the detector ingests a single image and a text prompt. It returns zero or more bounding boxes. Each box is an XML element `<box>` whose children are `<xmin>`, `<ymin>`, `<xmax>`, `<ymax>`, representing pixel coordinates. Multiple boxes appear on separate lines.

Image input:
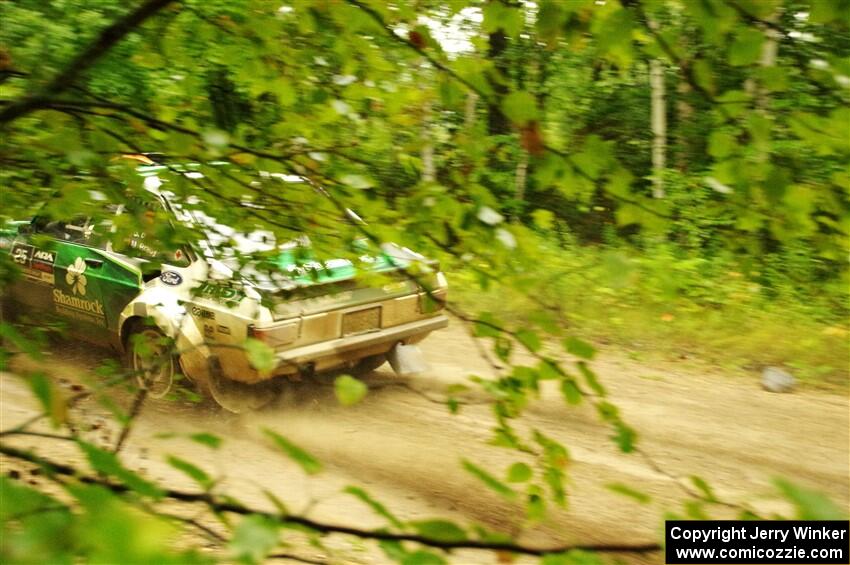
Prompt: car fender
<box><xmin>118</xmin><ymin>287</ymin><xmax>213</xmax><ymax>380</ymax></box>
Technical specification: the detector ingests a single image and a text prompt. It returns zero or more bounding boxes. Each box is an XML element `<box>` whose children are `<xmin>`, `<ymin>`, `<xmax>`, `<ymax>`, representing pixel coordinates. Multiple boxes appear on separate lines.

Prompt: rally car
<box><xmin>0</xmin><ymin>164</ymin><xmax>448</xmax><ymax>411</ymax></box>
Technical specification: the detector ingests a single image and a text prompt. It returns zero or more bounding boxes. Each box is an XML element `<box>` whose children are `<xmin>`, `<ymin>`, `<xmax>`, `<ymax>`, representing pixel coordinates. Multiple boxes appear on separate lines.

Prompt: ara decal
<box><xmin>11</xmin><ymin>243</ymin><xmax>55</xmax><ymax>284</ymax></box>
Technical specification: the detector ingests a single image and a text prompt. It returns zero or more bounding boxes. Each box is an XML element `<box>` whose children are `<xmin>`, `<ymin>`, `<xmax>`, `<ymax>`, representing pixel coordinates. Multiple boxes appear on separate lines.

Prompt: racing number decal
<box><xmin>10</xmin><ymin>242</ymin><xmax>56</xmax><ymax>285</ymax></box>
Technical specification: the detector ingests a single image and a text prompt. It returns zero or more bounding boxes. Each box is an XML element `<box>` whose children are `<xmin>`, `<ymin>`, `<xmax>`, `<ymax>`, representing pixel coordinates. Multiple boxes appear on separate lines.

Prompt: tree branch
<box><xmin>0</xmin><ymin>443</ymin><xmax>661</xmax><ymax>557</ymax></box>
<box><xmin>0</xmin><ymin>0</ymin><xmax>178</xmax><ymax>124</ymax></box>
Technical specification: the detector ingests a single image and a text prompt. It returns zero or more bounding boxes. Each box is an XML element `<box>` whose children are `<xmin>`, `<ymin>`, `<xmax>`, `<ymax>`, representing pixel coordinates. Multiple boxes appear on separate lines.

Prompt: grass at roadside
<box><xmin>450</xmin><ymin>239</ymin><xmax>849</xmax><ymax>390</ymax></box>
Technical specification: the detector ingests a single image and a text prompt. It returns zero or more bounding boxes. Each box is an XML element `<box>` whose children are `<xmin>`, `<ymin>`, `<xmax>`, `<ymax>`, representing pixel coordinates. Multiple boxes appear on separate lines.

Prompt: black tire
<box><xmin>125</xmin><ymin>322</ymin><xmax>176</xmax><ymax>398</ymax></box>
<box><xmin>205</xmin><ymin>360</ymin><xmax>280</xmax><ymax>414</ymax></box>
<box><xmin>348</xmin><ymin>354</ymin><xmax>386</xmax><ymax>377</ymax></box>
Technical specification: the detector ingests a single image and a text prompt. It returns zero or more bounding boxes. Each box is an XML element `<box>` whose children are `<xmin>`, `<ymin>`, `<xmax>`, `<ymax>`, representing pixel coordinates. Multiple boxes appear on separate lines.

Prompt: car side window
<box><xmin>31</xmin><ymin>216</ymin><xmax>94</xmax><ymax>243</ymax></box>
<box><xmin>101</xmin><ymin>201</ymin><xmax>192</xmax><ymax>267</ymax></box>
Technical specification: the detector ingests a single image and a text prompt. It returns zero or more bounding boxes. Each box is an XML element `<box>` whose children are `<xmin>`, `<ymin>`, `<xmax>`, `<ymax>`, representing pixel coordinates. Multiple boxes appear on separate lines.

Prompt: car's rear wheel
<box><xmin>126</xmin><ymin>323</ymin><xmax>175</xmax><ymax>398</ymax></box>
<box><xmin>349</xmin><ymin>354</ymin><xmax>386</xmax><ymax>377</ymax></box>
<box><xmin>206</xmin><ymin>366</ymin><xmax>280</xmax><ymax>413</ymax></box>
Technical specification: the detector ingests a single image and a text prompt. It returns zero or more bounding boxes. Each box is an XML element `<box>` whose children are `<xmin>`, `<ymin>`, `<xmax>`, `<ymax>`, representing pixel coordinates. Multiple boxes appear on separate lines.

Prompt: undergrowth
<box><xmin>452</xmin><ymin>235</ymin><xmax>849</xmax><ymax>389</ymax></box>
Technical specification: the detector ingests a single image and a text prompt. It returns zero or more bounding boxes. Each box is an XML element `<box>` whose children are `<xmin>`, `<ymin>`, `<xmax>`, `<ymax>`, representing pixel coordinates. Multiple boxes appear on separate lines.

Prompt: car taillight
<box><xmin>249</xmin><ymin>321</ymin><xmax>299</xmax><ymax>348</ymax></box>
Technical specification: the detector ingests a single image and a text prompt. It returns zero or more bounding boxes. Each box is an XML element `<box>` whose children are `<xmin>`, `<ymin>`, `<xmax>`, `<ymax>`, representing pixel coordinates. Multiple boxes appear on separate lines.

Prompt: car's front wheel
<box><xmin>125</xmin><ymin>322</ymin><xmax>175</xmax><ymax>398</ymax></box>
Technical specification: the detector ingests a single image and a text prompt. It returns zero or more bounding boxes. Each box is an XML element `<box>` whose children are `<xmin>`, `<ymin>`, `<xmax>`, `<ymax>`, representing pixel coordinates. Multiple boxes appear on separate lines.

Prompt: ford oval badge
<box><xmin>160</xmin><ymin>271</ymin><xmax>183</xmax><ymax>286</ymax></box>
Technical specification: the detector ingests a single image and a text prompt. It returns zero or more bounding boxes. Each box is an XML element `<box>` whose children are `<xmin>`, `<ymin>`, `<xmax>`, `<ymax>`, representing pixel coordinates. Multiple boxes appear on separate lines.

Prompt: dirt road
<box><xmin>2</xmin><ymin>324</ymin><xmax>848</xmax><ymax>563</ymax></box>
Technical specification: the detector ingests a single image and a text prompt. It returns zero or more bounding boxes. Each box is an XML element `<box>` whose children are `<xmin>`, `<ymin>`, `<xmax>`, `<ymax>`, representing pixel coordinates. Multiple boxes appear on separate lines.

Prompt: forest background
<box><xmin>1</xmin><ymin>0</ymin><xmax>848</xmax><ymax>563</ymax></box>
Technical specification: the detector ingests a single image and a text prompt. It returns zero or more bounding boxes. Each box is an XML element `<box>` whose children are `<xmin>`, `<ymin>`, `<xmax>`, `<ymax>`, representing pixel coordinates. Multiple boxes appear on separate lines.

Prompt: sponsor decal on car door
<box><xmin>53</xmin><ymin>245</ymin><xmax>142</xmax><ymax>332</ymax></box>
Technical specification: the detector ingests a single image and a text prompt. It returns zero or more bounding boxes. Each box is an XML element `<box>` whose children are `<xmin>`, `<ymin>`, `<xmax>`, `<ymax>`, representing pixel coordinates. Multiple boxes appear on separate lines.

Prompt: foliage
<box><xmin>1</xmin><ymin>0</ymin><xmax>848</xmax><ymax>562</ymax></box>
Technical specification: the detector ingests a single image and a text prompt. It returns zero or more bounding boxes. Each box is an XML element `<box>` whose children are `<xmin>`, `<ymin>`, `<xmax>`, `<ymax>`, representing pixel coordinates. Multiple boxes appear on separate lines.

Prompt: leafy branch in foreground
<box><xmin>1</xmin><ymin>0</ymin><xmax>847</xmax><ymax>562</ymax></box>
<box><xmin>0</xmin><ymin>443</ymin><xmax>662</xmax><ymax>562</ymax></box>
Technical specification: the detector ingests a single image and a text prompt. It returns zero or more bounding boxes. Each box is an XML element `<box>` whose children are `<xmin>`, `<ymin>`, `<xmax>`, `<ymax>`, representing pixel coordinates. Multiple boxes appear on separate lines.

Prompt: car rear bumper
<box><xmin>272</xmin><ymin>314</ymin><xmax>448</xmax><ymax>373</ymax></box>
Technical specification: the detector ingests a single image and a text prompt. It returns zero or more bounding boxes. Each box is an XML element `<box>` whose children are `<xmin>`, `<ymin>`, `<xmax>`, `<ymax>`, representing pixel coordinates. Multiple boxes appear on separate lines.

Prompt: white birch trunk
<box><xmin>515</xmin><ymin>150</ymin><xmax>528</xmax><ymax>204</ymax></box>
<box><xmin>464</xmin><ymin>92</ymin><xmax>479</xmax><ymax>131</ymax></box>
<box><xmin>421</xmin><ymin>101</ymin><xmax>435</xmax><ymax>183</ymax></box>
<box><xmin>650</xmin><ymin>58</ymin><xmax>667</xmax><ymax>198</ymax></box>
<box><xmin>757</xmin><ymin>15</ymin><xmax>781</xmax><ymax>112</ymax></box>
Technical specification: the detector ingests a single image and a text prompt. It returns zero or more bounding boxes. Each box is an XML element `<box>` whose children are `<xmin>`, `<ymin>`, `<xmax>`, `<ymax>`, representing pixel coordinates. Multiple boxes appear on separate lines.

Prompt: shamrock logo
<box><xmin>66</xmin><ymin>257</ymin><xmax>88</xmax><ymax>296</ymax></box>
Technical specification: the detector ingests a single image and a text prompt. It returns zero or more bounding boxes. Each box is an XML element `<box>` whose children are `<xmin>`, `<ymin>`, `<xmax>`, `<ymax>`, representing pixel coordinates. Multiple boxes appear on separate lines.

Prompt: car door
<box><xmin>51</xmin><ymin>220</ymin><xmax>144</xmax><ymax>342</ymax></box>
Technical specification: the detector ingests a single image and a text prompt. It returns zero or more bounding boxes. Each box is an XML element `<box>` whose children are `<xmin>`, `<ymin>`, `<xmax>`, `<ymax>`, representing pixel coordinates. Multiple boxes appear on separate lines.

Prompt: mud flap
<box><xmin>387</xmin><ymin>343</ymin><xmax>428</xmax><ymax>377</ymax></box>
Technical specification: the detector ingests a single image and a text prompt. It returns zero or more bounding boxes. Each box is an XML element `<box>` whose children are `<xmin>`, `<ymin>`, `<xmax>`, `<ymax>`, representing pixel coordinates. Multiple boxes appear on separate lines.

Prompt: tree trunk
<box><xmin>515</xmin><ymin>150</ymin><xmax>528</xmax><ymax>204</ymax></box>
<box><xmin>744</xmin><ymin>10</ymin><xmax>780</xmax><ymax>111</ymax></box>
<box><xmin>464</xmin><ymin>92</ymin><xmax>478</xmax><ymax>131</ymax></box>
<box><xmin>421</xmin><ymin>101</ymin><xmax>435</xmax><ymax>183</ymax></box>
<box><xmin>757</xmin><ymin>12</ymin><xmax>781</xmax><ymax>112</ymax></box>
<box><xmin>650</xmin><ymin>58</ymin><xmax>667</xmax><ymax>198</ymax></box>
<box><xmin>487</xmin><ymin>28</ymin><xmax>509</xmax><ymax>136</ymax></box>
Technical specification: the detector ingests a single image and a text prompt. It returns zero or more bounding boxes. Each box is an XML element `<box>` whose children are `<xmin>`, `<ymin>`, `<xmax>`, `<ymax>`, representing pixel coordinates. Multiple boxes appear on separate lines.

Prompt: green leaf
<box><xmin>77</xmin><ymin>441</ymin><xmax>162</xmax><ymax>499</ymax></box>
<box><xmin>690</xmin><ymin>475</ymin><xmax>718</xmax><ymax>502</ymax></box>
<box><xmin>344</xmin><ymin>486</ymin><xmax>403</xmax><ymax>528</ymax></box>
<box><xmin>537</xmin><ymin>360</ymin><xmax>562</xmax><ymax>381</ymax></box>
<box><xmin>473</xmin><ymin>312</ymin><xmax>502</xmax><ymax>338</ymax></box>
<box><xmin>229</xmin><ymin>515</ymin><xmax>280</xmax><ymax>564</ymax></box>
<box><xmin>708</xmin><ymin>130</ymin><xmax>736</xmax><ymax>159</ymax></box>
<box><xmin>595</xmin><ymin>7</ymin><xmax>635</xmax><ymax>68</ymax></box>
<box><xmin>483</xmin><ymin>1</ymin><xmax>523</xmax><ymax>37</ymax></box>
<box><xmin>410</xmin><ymin>519</ymin><xmax>467</xmax><ymax>543</ymax></box>
<box><xmin>536</xmin><ymin>1</ymin><xmax>567</xmax><ymax>44</ymax></box>
<box><xmin>532</xmin><ymin>208</ymin><xmax>555</xmax><ymax>230</ymax></box>
<box><xmin>560</xmin><ymin>379</ymin><xmax>582</xmax><ymax>405</ymax></box>
<box><xmin>262</xmin><ymin>489</ymin><xmax>290</xmax><ymax>516</ymax></box>
<box><xmin>527</xmin><ymin>489</ymin><xmax>546</xmax><ymax>522</ymax></box>
<box><xmin>809</xmin><ymin>0</ymin><xmax>843</xmax><ymax>23</ymax></box>
<box><xmin>462</xmin><ymin>460</ymin><xmax>515</xmax><ymax>499</ymax></box>
<box><xmin>262</xmin><ymin>429</ymin><xmax>322</xmax><ymax>475</ymax></box>
<box><xmin>501</xmin><ymin>91</ymin><xmax>539</xmax><ymax>125</ymax></box>
<box><xmin>606</xmin><ymin>483</ymin><xmax>651</xmax><ymax>503</ymax></box>
<box><xmin>595</xmin><ymin>402</ymin><xmax>636</xmax><ymax>452</ymax></box>
<box><xmin>27</xmin><ymin>372</ymin><xmax>66</xmax><ymax>426</ymax></box>
<box><xmin>684</xmin><ymin>500</ymin><xmax>709</xmax><ymax>520</ymax></box>
<box><xmin>244</xmin><ymin>339</ymin><xmax>275</xmax><ymax>373</ymax></box>
<box><xmin>773</xmin><ymin>478</ymin><xmax>847</xmax><ymax>520</ymax></box>
<box><xmin>447</xmin><ymin>397</ymin><xmax>460</xmax><ymax>414</ymax></box>
<box><xmin>339</xmin><ymin>174</ymin><xmax>374</xmax><ymax>189</ymax></box>
<box><xmin>693</xmin><ymin>59</ymin><xmax>716</xmax><ymax>94</ymax></box>
<box><xmin>533</xmin><ymin>430</ymin><xmax>570</xmax><ymax>468</ymax></box>
<box><xmin>0</xmin><ymin>475</ymin><xmax>61</xmax><ymax>521</ymax></box>
<box><xmin>0</xmin><ymin>323</ymin><xmax>44</xmax><ymax>359</ymax></box>
<box><xmin>516</xmin><ymin>329</ymin><xmax>541</xmax><ymax>352</ymax></box>
<box><xmin>494</xmin><ymin>336</ymin><xmax>512</xmax><ymax>363</ymax></box>
<box><xmin>544</xmin><ymin>467</ymin><xmax>566</xmax><ymax>506</ymax></box>
<box><xmin>439</xmin><ymin>78</ymin><xmax>464</xmax><ymax>109</ymax></box>
<box><xmin>577</xmin><ymin>362</ymin><xmax>606</xmax><ymax>396</ymax></box>
<box><xmin>506</xmin><ymin>462</ymin><xmax>533</xmax><ymax>482</ymax></box>
<box><xmin>189</xmin><ymin>432</ymin><xmax>222</xmax><ymax>449</ymax></box>
<box><xmin>334</xmin><ymin>375</ymin><xmax>368</xmax><ymax>406</ymax></box>
<box><xmin>563</xmin><ymin>337</ymin><xmax>596</xmax><ymax>360</ymax></box>
<box><xmin>613</xmin><ymin>421</ymin><xmax>637</xmax><ymax>453</ymax></box>
<box><xmin>379</xmin><ymin>540</ymin><xmax>408</xmax><ymax>562</ymax></box>
<box><xmin>402</xmin><ymin>550</ymin><xmax>447</xmax><ymax>565</ymax></box>
<box><xmin>166</xmin><ymin>455</ymin><xmax>212</xmax><ymax>489</ymax></box>
<box><xmin>729</xmin><ymin>29</ymin><xmax>764</xmax><ymax>66</ymax></box>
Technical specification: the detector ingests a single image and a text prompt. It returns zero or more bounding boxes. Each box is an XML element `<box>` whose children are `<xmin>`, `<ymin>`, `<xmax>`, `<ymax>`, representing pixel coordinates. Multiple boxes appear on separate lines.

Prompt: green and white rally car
<box><xmin>1</xmin><ymin>164</ymin><xmax>448</xmax><ymax>411</ymax></box>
